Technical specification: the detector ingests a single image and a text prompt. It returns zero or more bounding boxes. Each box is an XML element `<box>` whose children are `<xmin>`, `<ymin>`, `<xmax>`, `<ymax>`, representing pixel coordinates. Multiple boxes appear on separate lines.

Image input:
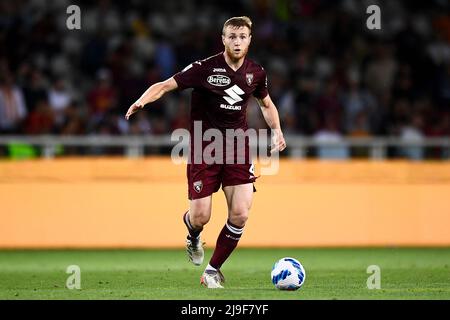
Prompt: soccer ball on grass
<box><xmin>271</xmin><ymin>257</ymin><xmax>306</xmax><ymax>291</ymax></box>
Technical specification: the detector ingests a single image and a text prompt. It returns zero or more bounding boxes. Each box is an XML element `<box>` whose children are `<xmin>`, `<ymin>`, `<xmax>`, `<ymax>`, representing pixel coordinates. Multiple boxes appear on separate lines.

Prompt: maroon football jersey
<box><xmin>173</xmin><ymin>52</ymin><xmax>268</xmax><ymax>132</ymax></box>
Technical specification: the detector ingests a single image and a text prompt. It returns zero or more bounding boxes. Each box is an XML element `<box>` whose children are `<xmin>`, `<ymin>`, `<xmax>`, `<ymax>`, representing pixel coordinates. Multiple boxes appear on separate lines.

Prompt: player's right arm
<box><xmin>125</xmin><ymin>77</ymin><xmax>178</xmax><ymax>120</ymax></box>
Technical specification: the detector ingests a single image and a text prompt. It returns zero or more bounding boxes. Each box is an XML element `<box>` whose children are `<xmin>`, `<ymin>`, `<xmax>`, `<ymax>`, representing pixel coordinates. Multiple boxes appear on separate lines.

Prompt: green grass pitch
<box><xmin>0</xmin><ymin>248</ymin><xmax>449</xmax><ymax>300</ymax></box>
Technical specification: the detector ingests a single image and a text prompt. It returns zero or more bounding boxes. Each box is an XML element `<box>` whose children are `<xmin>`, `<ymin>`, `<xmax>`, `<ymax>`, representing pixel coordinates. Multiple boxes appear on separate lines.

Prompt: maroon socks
<box><xmin>209</xmin><ymin>220</ymin><xmax>244</xmax><ymax>269</ymax></box>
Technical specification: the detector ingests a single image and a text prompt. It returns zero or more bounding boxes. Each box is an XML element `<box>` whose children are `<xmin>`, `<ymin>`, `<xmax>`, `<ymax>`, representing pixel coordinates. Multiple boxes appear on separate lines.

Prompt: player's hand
<box><xmin>125</xmin><ymin>100</ymin><xmax>144</xmax><ymax>120</ymax></box>
<box><xmin>270</xmin><ymin>129</ymin><xmax>286</xmax><ymax>154</ymax></box>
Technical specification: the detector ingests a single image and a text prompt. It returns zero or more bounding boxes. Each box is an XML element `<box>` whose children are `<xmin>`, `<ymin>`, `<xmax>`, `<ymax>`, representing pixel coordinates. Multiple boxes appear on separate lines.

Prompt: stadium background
<box><xmin>0</xmin><ymin>0</ymin><xmax>449</xmax><ymax>144</ymax></box>
<box><xmin>1</xmin><ymin>0</ymin><xmax>449</xmax><ymax>247</ymax></box>
<box><xmin>0</xmin><ymin>0</ymin><xmax>449</xmax><ymax>300</ymax></box>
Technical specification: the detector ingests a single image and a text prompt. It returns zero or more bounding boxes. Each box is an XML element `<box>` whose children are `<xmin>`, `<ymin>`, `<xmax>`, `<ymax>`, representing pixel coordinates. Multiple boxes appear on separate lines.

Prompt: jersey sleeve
<box><xmin>173</xmin><ymin>61</ymin><xmax>204</xmax><ymax>90</ymax></box>
<box><xmin>253</xmin><ymin>67</ymin><xmax>269</xmax><ymax>99</ymax></box>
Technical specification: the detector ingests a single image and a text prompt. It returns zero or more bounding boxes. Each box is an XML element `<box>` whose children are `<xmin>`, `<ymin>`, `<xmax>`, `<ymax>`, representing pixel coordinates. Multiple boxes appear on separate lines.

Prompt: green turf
<box><xmin>0</xmin><ymin>248</ymin><xmax>449</xmax><ymax>300</ymax></box>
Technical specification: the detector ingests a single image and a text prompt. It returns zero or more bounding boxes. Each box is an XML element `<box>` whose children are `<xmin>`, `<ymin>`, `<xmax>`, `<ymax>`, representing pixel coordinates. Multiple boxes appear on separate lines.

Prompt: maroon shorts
<box><xmin>187</xmin><ymin>163</ymin><xmax>257</xmax><ymax>200</ymax></box>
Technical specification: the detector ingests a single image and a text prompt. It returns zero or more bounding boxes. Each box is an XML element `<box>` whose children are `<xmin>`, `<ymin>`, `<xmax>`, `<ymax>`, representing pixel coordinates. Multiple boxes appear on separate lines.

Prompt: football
<box><xmin>271</xmin><ymin>257</ymin><xmax>306</xmax><ymax>290</ymax></box>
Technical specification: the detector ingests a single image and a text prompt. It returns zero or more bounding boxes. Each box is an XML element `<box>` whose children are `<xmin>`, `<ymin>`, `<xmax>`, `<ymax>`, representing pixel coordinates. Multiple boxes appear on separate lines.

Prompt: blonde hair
<box><xmin>222</xmin><ymin>16</ymin><xmax>252</xmax><ymax>35</ymax></box>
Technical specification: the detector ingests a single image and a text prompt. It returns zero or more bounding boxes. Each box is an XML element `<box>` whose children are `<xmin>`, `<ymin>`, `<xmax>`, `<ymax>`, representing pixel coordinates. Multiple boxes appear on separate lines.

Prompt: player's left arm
<box><xmin>256</xmin><ymin>95</ymin><xmax>286</xmax><ymax>153</ymax></box>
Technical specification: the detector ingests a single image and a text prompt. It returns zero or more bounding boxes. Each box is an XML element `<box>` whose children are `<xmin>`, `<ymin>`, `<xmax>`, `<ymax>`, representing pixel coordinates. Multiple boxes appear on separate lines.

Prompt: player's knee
<box><xmin>190</xmin><ymin>198</ymin><xmax>212</xmax><ymax>228</ymax></box>
<box><xmin>229</xmin><ymin>207</ymin><xmax>249</xmax><ymax>227</ymax></box>
<box><xmin>190</xmin><ymin>209</ymin><xmax>211</xmax><ymax>228</ymax></box>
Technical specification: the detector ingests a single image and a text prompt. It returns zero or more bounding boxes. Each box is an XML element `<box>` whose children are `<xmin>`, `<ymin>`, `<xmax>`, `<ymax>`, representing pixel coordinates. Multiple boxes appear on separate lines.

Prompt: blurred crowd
<box><xmin>0</xmin><ymin>0</ymin><xmax>449</xmax><ymax>156</ymax></box>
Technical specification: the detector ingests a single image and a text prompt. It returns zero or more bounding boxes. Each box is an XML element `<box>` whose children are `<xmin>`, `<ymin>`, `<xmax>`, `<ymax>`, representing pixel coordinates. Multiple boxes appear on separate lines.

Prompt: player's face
<box><xmin>222</xmin><ymin>26</ymin><xmax>252</xmax><ymax>61</ymax></box>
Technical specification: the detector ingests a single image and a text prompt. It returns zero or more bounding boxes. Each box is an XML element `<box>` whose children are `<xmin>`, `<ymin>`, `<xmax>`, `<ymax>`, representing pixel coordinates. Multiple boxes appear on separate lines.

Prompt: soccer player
<box><xmin>125</xmin><ymin>16</ymin><xmax>286</xmax><ymax>288</ymax></box>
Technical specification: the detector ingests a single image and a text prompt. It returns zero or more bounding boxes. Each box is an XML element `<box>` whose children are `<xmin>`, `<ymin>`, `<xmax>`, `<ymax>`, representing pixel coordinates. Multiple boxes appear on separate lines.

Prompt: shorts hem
<box><xmin>221</xmin><ymin>179</ymin><xmax>257</xmax><ymax>188</ymax></box>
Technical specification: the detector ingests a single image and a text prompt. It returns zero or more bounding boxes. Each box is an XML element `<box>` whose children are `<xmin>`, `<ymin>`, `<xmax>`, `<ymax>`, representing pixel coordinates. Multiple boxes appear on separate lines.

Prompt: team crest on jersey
<box><xmin>193</xmin><ymin>180</ymin><xmax>203</xmax><ymax>193</ymax></box>
<box><xmin>246</xmin><ymin>73</ymin><xmax>254</xmax><ymax>86</ymax></box>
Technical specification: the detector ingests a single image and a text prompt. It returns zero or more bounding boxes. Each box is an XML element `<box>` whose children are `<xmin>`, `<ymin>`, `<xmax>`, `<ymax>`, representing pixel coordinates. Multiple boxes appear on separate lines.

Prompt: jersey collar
<box><xmin>221</xmin><ymin>51</ymin><xmax>247</xmax><ymax>74</ymax></box>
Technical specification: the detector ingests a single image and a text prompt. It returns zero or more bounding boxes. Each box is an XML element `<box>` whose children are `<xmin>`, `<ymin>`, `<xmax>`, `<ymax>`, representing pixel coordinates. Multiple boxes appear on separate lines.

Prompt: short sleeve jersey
<box><xmin>173</xmin><ymin>52</ymin><xmax>268</xmax><ymax>132</ymax></box>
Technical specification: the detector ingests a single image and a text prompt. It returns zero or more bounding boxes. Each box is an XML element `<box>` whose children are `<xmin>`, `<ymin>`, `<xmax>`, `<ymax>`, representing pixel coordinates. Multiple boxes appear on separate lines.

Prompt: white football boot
<box><xmin>186</xmin><ymin>237</ymin><xmax>205</xmax><ymax>266</ymax></box>
<box><xmin>200</xmin><ymin>269</ymin><xmax>225</xmax><ymax>289</ymax></box>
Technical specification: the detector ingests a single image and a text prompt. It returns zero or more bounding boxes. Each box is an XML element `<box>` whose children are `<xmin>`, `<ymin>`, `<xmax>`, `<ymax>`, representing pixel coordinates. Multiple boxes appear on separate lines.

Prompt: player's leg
<box><xmin>184</xmin><ymin>196</ymin><xmax>212</xmax><ymax>237</ymax></box>
<box><xmin>210</xmin><ymin>183</ymin><xmax>253</xmax><ymax>269</ymax></box>
<box><xmin>201</xmin><ymin>183</ymin><xmax>253</xmax><ymax>288</ymax></box>
<box><xmin>185</xmin><ymin>162</ymin><xmax>222</xmax><ymax>266</ymax></box>
<box><xmin>184</xmin><ymin>196</ymin><xmax>212</xmax><ymax>266</ymax></box>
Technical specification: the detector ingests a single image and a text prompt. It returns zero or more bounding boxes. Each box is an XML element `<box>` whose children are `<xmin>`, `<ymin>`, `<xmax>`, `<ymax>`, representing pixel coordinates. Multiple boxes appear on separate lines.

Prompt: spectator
<box><xmin>399</xmin><ymin>113</ymin><xmax>425</xmax><ymax>160</ymax></box>
<box><xmin>365</xmin><ymin>43</ymin><xmax>398</xmax><ymax>97</ymax></box>
<box><xmin>313</xmin><ymin>115</ymin><xmax>349</xmax><ymax>160</ymax></box>
<box><xmin>342</xmin><ymin>74</ymin><xmax>377</xmax><ymax>135</ymax></box>
<box><xmin>23</xmin><ymin>69</ymin><xmax>48</xmax><ymax>113</ymax></box>
<box><xmin>48</xmin><ymin>78</ymin><xmax>71</xmax><ymax>128</ymax></box>
<box><xmin>0</xmin><ymin>73</ymin><xmax>27</xmax><ymax>134</ymax></box>
<box><xmin>88</xmin><ymin>69</ymin><xmax>117</xmax><ymax>123</ymax></box>
<box><xmin>24</xmin><ymin>99</ymin><xmax>55</xmax><ymax>135</ymax></box>
<box><xmin>129</xmin><ymin>112</ymin><xmax>152</xmax><ymax>135</ymax></box>
<box><xmin>61</xmin><ymin>101</ymin><xmax>87</xmax><ymax>136</ymax></box>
